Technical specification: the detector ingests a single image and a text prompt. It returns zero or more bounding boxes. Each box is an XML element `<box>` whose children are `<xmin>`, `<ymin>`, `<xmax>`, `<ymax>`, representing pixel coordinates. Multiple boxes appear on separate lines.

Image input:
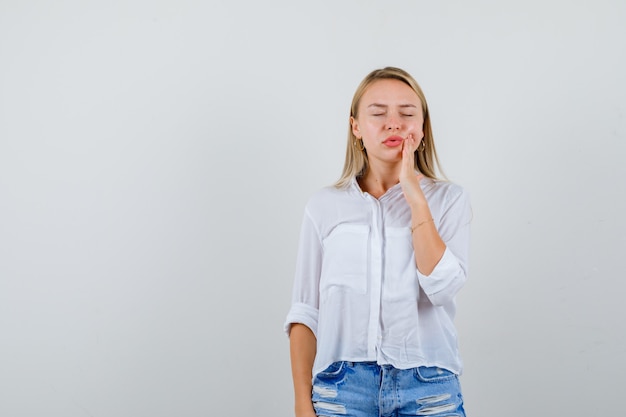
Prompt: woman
<box><xmin>285</xmin><ymin>67</ymin><xmax>471</xmax><ymax>417</ymax></box>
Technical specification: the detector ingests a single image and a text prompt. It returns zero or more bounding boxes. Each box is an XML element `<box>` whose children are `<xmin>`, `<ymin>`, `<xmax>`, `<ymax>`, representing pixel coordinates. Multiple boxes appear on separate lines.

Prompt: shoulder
<box><xmin>422</xmin><ymin>178</ymin><xmax>465</xmax><ymax>196</ymax></box>
<box><xmin>303</xmin><ymin>183</ymin><xmax>360</xmax><ymax>221</ymax></box>
<box><xmin>422</xmin><ymin>178</ymin><xmax>469</xmax><ymax>207</ymax></box>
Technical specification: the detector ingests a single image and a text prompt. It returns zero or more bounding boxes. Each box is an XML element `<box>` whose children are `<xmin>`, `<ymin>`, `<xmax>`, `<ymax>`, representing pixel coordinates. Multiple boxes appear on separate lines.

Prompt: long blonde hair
<box><xmin>335</xmin><ymin>67</ymin><xmax>443</xmax><ymax>188</ymax></box>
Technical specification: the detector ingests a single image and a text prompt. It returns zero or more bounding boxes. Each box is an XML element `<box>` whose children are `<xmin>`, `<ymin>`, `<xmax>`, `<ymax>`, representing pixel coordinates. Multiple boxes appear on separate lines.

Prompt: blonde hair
<box><xmin>335</xmin><ymin>67</ymin><xmax>444</xmax><ymax>188</ymax></box>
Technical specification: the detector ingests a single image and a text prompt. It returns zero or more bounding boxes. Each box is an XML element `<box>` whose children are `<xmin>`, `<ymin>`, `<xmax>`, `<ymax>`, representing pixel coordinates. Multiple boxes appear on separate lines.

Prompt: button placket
<box><xmin>366</xmin><ymin>194</ymin><xmax>385</xmax><ymax>357</ymax></box>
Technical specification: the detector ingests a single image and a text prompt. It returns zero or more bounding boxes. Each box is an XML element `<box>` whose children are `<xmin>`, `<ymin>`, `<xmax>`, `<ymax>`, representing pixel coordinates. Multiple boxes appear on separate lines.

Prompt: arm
<box><xmin>399</xmin><ymin>136</ymin><xmax>471</xmax><ymax>305</ymax></box>
<box><xmin>399</xmin><ymin>135</ymin><xmax>446</xmax><ymax>276</ymax></box>
<box><xmin>408</xmin><ymin>199</ymin><xmax>445</xmax><ymax>276</ymax></box>
<box><xmin>285</xmin><ymin>209</ymin><xmax>323</xmax><ymax>416</ymax></box>
<box><xmin>289</xmin><ymin>323</ymin><xmax>317</xmax><ymax>417</ymax></box>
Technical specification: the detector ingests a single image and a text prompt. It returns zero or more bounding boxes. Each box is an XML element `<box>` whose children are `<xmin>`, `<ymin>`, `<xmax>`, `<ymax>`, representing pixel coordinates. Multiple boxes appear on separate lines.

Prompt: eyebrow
<box><xmin>367</xmin><ymin>103</ymin><xmax>418</xmax><ymax>109</ymax></box>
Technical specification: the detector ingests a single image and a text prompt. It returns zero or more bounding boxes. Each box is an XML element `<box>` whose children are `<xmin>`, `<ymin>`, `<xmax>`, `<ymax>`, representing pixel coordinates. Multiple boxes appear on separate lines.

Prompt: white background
<box><xmin>1</xmin><ymin>1</ymin><xmax>625</xmax><ymax>416</ymax></box>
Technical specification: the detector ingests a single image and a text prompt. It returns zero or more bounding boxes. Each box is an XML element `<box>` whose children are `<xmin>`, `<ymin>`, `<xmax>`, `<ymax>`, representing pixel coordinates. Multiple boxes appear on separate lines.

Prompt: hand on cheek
<box><xmin>399</xmin><ymin>134</ymin><xmax>426</xmax><ymax>204</ymax></box>
<box><xmin>400</xmin><ymin>134</ymin><xmax>415</xmax><ymax>181</ymax></box>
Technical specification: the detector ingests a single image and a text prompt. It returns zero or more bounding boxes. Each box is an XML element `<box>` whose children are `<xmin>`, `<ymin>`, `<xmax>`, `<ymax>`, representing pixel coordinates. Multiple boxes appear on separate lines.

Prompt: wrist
<box><xmin>410</xmin><ymin>218</ymin><xmax>434</xmax><ymax>233</ymax></box>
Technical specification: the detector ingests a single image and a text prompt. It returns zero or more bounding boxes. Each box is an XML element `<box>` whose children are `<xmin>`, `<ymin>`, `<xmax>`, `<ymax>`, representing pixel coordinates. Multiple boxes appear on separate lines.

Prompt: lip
<box><xmin>383</xmin><ymin>135</ymin><xmax>404</xmax><ymax>147</ymax></box>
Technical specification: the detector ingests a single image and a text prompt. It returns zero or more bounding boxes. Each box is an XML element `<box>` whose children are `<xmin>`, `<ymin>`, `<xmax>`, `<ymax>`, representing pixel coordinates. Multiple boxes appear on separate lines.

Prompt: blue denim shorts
<box><xmin>312</xmin><ymin>361</ymin><xmax>466</xmax><ymax>417</ymax></box>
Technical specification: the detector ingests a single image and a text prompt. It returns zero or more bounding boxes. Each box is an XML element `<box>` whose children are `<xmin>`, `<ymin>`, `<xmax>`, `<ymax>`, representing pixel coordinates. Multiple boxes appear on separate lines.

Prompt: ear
<box><xmin>350</xmin><ymin>116</ymin><xmax>361</xmax><ymax>138</ymax></box>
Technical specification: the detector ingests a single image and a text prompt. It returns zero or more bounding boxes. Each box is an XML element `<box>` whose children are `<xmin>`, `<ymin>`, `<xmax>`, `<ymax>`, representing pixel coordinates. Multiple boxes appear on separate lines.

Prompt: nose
<box><xmin>385</xmin><ymin>114</ymin><xmax>400</xmax><ymax>130</ymax></box>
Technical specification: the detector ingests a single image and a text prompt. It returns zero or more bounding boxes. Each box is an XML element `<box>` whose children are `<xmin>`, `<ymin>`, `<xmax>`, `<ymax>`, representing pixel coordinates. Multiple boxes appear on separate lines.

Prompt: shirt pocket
<box><xmin>383</xmin><ymin>226</ymin><xmax>418</xmax><ymax>301</ymax></box>
<box><xmin>320</xmin><ymin>224</ymin><xmax>369</xmax><ymax>294</ymax></box>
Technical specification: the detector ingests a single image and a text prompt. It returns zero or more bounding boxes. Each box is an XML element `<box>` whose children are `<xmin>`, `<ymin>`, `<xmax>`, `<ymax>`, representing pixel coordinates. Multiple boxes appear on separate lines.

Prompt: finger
<box><xmin>408</xmin><ymin>134</ymin><xmax>417</xmax><ymax>152</ymax></box>
<box><xmin>401</xmin><ymin>137</ymin><xmax>411</xmax><ymax>162</ymax></box>
<box><xmin>404</xmin><ymin>134</ymin><xmax>415</xmax><ymax>158</ymax></box>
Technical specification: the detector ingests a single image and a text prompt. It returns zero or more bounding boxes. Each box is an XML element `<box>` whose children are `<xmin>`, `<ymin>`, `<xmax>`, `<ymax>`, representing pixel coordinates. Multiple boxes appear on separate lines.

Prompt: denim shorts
<box><xmin>312</xmin><ymin>361</ymin><xmax>466</xmax><ymax>417</ymax></box>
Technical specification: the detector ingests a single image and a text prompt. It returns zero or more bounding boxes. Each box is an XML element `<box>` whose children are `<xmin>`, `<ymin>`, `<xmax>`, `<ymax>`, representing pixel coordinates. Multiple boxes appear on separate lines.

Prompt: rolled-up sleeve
<box><xmin>284</xmin><ymin>208</ymin><xmax>322</xmax><ymax>337</ymax></box>
<box><xmin>417</xmin><ymin>186</ymin><xmax>472</xmax><ymax>306</ymax></box>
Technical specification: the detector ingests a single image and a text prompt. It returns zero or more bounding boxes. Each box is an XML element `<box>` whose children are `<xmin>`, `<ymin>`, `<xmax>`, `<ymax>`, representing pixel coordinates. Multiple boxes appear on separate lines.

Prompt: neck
<box><xmin>358</xmin><ymin>162</ymin><xmax>401</xmax><ymax>198</ymax></box>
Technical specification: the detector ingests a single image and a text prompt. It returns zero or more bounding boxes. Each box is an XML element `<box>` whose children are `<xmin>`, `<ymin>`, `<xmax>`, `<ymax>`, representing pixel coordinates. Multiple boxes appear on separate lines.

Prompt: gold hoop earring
<box><xmin>354</xmin><ymin>138</ymin><xmax>365</xmax><ymax>151</ymax></box>
<box><xmin>417</xmin><ymin>140</ymin><xmax>426</xmax><ymax>152</ymax></box>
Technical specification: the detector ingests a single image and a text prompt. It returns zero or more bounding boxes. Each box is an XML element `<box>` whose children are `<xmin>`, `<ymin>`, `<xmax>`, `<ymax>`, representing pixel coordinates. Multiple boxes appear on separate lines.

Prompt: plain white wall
<box><xmin>1</xmin><ymin>1</ymin><xmax>625</xmax><ymax>416</ymax></box>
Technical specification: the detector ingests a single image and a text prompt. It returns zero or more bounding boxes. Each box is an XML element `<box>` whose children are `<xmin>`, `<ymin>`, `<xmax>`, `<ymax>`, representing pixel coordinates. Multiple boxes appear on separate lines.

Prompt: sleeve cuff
<box><xmin>417</xmin><ymin>247</ymin><xmax>467</xmax><ymax>305</ymax></box>
<box><xmin>284</xmin><ymin>302</ymin><xmax>319</xmax><ymax>337</ymax></box>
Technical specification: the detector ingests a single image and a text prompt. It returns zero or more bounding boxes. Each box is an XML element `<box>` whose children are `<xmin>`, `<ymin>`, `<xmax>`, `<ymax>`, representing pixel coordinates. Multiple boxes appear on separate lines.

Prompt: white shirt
<box><xmin>284</xmin><ymin>176</ymin><xmax>472</xmax><ymax>379</ymax></box>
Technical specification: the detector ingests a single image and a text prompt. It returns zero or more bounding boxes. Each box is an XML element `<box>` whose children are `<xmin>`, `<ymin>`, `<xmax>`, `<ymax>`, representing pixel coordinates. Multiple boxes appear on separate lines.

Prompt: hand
<box><xmin>399</xmin><ymin>134</ymin><xmax>426</xmax><ymax>206</ymax></box>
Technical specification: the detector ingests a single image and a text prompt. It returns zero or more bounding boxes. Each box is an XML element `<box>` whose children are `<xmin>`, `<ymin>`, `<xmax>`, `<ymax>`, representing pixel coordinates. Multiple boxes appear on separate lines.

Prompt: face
<box><xmin>351</xmin><ymin>78</ymin><xmax>424</xmax><ymax>164</ymax></box>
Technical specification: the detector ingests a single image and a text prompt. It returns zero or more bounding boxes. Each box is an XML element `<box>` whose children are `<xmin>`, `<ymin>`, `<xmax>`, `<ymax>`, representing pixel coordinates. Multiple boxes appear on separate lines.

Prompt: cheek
<box><xmin>409</xmin><ymin>123</ymin><xmax>425</xmax><ymax>139</ymax></box>
<box><xmin>361</xmin><ymin>121</ymin><xmax>382</xmax><ymax>134</ymax></box>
